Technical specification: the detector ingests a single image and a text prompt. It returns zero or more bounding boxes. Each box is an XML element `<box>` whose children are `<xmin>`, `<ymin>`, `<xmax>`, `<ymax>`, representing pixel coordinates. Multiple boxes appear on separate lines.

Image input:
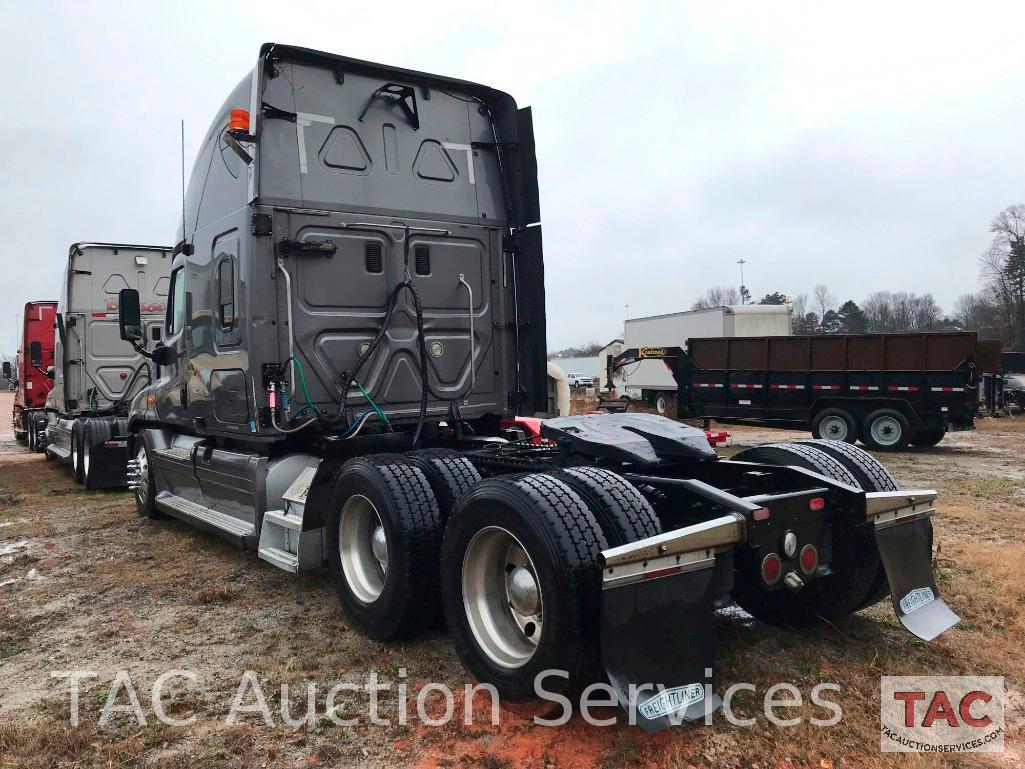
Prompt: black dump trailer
<box><xmin>609</xmin><ymin>333</ymin><xmax>1003</xmax><ymax>449</ymax></box>
<box><xmin>106</xmin><ymin>44</ymin><xmax>961</xmax><ymax>732</ymax></box>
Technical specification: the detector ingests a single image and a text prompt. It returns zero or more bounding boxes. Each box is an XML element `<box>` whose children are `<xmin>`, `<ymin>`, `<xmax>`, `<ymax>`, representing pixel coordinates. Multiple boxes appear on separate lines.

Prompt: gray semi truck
<box><xmin>113</xmin><ymin>44</ymin><xmax>957</xmax><ymax>731</ymax></box>
<box><xmin>45</xmin><ymin>242</ymin><xmax>170</xmax><ymax>488</ymax></box>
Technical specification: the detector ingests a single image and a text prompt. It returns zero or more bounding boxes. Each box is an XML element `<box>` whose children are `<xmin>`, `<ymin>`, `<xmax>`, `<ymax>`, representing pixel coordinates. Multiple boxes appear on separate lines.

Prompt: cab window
<box><xmin>166</xmin><ymin>267</ymin><xmax>187</xmax><ymax>336</ymax></box>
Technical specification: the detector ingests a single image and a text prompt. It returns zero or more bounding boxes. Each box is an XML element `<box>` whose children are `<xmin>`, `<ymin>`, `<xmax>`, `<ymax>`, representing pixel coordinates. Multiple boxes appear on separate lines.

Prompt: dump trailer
<box><xmin>622</xmin><ymin>305</ymin><xmax>792</xmax><ymax>414</ymax></box>
<box><xmin>5</xmin><ymin>301</ymin><xmax>57</xmax><ymax>450</ymax></box>
<box><xmin>114</xmin><ymin>44</ymin><xmax>957</xmax><ymax>732</ymax></box>
<box><xmin>610</xmin><ymin>333</ymin><xmax>1000</xmax><ymax>449</ymax></box>
<box><xmin>44</xmin><ymin>243</ymin><xmax>170</xmax><ymax>487</ymax></box>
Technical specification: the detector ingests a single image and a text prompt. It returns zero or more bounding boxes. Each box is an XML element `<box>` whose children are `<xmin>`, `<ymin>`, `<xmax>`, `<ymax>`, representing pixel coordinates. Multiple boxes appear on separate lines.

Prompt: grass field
<box><xmin>0</xmin><ymin>390</ymin><xmax>1021</xmax><ymax>768</ymax></box>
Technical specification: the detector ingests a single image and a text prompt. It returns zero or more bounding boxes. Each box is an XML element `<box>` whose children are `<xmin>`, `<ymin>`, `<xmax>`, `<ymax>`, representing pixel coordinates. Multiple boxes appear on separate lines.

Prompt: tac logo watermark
<box><xmin>880</xmin><ymin>676</ymin><xmax>1004</xmax><ymax>753</ymax></box>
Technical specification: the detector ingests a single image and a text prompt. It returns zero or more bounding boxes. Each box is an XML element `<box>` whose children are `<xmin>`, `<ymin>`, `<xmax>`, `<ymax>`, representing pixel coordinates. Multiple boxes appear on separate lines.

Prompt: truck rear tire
<box><xmin>911</xmin><ymin>428</ymin><xmax>945</xmax><ymax>447</ymax></box>
<box><xmin>71</xmin><ymin>420</ymin><xmax>85</xmax><ymax>483</ymax></box>
<box><xmin>553</xmin><ymin>466</ymin><xmax>662</xmax><ymax>546</ymax></box>
<box><xmin>796</xmin><ymin>439</ymin><xmax>899</xmax><ymax>609</ymax></box>
<box><xmin>327</xmin><ymin>455</ymin><xmax>443</xmax><ymax>640</ymax></box>
<box><xmin>82</xmin><ymin>419</ymin><xmax>112</xmax><ymax>490</ymax></box>
<box><xmin>441</xmin><ymin>473</ymin><xmax>607</xmax><ymax>701</ymax></box>
<box><xmin>861</xmin><ymin>409</ymin><xmax>910</xmax><ymax>451</ymax></box>
<box><xmin>404</xmin><ymin>448</ymin><xmax>481</xmax><ymax>523</ymax></box>
<box><xmin>811</xmin><ymin>408</ymin><xmax>857</xmax><ymax>443</ymax></box>
<box><xmin>729</xmin><ymin>443</ymin><xmax>881</xmax><ymax>625</ymax></box>
<box><xmin>655</xmin><ymin>392</ymin><xmax>669</xmax><ymax>415</ymax></box>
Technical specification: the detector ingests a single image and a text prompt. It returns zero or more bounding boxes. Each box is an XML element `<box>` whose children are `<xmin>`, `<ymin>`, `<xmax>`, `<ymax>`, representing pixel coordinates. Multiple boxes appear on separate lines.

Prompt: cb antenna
<box><xmin>180</xmin><ymin>119</ymin><xmax>186</xmax><ymax>247</ymax></box>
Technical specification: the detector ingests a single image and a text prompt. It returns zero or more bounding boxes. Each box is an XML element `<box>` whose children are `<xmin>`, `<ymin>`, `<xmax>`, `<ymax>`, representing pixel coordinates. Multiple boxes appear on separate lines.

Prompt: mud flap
<box><xmin>602</xmin><ymin>565</ymin><xmax>722</xmax><ymax>732</ymax></box>
<box><xmin>599</xmin><ymin>514</ymin><xmax>744</xmax><ymax>732</ymax></box>
<box><xmin>868</xmin><ymin>491</ymin><xmax>960</xmax><ymax>641</ymax></box>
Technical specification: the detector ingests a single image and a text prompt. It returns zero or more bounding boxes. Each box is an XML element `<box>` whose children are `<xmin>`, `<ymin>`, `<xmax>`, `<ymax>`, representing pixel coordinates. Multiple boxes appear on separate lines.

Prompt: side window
<box><xmin>166</xmin><ymin>267</ymin><xmax>187</xmax><ymax>336</ymax></box>
<box><xmin>217</xmin><ymin>258</ymin><xmax>235</xmax><ymax>329</ymax></box>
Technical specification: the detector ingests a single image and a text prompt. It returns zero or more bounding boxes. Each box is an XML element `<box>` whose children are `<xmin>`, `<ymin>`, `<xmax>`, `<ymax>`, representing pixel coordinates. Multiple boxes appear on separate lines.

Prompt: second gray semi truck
<box><xmin>45</xmin><ymin>242</ymin><xmax>170</xmax><ymax>488</ymax></box>
<box><xmin>112</xmin><ymin>43</ymin><xmax>957</xmax><ymax>731</ymax></box>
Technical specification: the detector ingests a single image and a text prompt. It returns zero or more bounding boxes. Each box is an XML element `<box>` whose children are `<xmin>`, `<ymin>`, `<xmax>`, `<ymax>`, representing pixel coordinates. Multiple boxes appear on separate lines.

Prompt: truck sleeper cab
<box><xmin>118</xmin><ymin>44</ymin><xmax>958</xmax><ymax>732</ymax></box>
<box><xmin>45</xmin><ymin>242</ymin><xmax>170</xmax><ymax>488</ymax></box>
<box><xmin>6</xmin><ymin>301</ymin><xmax>57</xmax><ymax>451</ymax></box>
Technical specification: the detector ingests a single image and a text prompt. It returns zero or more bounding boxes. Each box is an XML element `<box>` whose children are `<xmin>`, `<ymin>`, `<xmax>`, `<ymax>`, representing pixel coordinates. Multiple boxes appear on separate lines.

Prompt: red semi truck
<box><xmin>5</xmin><ymin>301</ymin><xmax>58</xmax><ymax>451</ymax></box>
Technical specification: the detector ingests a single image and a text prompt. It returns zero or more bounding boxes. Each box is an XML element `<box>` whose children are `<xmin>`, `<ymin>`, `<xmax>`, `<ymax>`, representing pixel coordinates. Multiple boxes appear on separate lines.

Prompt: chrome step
<box><xmin>257</xmin><ymin>545</ymin><xmax>301</xmax><ymax>573</ymax></box>
<box><xmin>155</xmin><ymin>491</ymin><xmax>255</xmax><ymax>539</ymax></box>
<box><xmin>257</xmin><ymin>507</ymin><xmax>324</xmax><ymax>573</ymax></box>
<box><xmin>47</xmin><ymin>443</ymin><xmax>72</xmax><ymax>460</ymax></box>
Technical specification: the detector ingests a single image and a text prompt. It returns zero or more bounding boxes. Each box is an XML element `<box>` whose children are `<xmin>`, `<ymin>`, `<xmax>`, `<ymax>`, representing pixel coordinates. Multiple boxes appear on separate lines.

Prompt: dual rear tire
<box><xmin>812</xmin><ymin>406</ymin><xmax>924</xmax><ymax>451</ymax></box>
<box><xmin>325</xmin><ymin>455</ymin><xmax>661</xmax><ymax>701</ymax></box>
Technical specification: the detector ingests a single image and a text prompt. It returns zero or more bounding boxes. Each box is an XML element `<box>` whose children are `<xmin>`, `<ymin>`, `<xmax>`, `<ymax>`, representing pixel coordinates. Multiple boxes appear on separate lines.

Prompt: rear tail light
<box><xmin>799</xmin><ymin>544</ymin><xmax>818</xmax><ymax>575</ymax></box>
<box><xmin>761</xmin><ymin>553</ymin><xmax>782</xmax><ymax>585</ymax></box>
<box><xmin>752</xmin><ymin>507</ymin><xmax>770</xmax><ymax>521</ymax></box>
<box><xmin>809</xmin><ymin>497</ymin><xmax>826</xmax><ymax>511</ymax></box>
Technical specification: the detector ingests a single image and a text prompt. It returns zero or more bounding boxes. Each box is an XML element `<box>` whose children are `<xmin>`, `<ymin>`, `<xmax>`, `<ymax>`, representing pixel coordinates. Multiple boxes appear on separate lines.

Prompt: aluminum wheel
<box><xmin>71</xmin><ymin>433</ymin><xmax>79</xmax><ymax>472</ymax></box>
<box><xmin>869</xmin><ymin>415</ymin><xmax>904</xmax><ymax>447</ymax></box>
<box><xmin>819</xmin><ymin>414</ymin><xmax>850</xmax><ymax>441</ymax></box>
<box><xmin>339</xmin><ymin>494</ymin><xmax>388</xmax><ymax>604</ymax></box>
<box><xmin>83</xmin><ymin>439</ymin><xmax>91</xmax><ymax>477</ymax></box>
<box><xmin>135</xmin><ymin>445</ymin><xmax>150</xmax><ymax>506</ymax></box>
<box><xmin>462</xmin><ymin>526</ymin><xmax>543</xmax><ymax>670</ymax></box>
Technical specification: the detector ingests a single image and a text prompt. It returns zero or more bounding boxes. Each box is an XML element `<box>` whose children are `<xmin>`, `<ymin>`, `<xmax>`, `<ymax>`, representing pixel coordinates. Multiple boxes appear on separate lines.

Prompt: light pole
<box><xmin>737</xmin><ymin>259</ymin><xmax>747</xmax><ymax>305</ymax></box>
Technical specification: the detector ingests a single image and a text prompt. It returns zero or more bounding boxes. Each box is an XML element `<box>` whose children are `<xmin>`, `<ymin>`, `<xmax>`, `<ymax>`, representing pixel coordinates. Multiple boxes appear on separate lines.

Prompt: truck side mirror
<box><xmin>29</xmin><ymin>341</ymin><xmax>42</xmax><ymax>367</ymax></box>
<box><xmin>118</xmin><ymin>288</ymin><xmax>144</xmax><ymax>342</ymax></box>
<box><xmin>1</xmin><ymin>362</ymin><xmax>11</xmax><ymax>380</ymax></box>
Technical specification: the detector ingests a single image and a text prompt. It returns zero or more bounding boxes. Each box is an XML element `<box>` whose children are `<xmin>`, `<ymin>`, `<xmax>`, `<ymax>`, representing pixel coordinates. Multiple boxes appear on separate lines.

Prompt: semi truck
<box><xmin>4</xmin><ymin>301</ymin><xmax>57</xmax><ymax>451</ymax></box>
<box><xmin>609</xmin><ymin>332</ymin><xmax>1002</xmax><ymax>449</ymax></box>
<box><xmin>622</xmin><ymin>305</ymin><xmax>792</xmax><ymax>414</ymax></box>
<box><xmin>44</xmin><ymin>242</ymin><xmax>170</xmax><ymax>488</ymax></box>
<box><xmin>113</xmin><ymin>44</ymin><xmax>957</xmax><ymax>731</ymax></box>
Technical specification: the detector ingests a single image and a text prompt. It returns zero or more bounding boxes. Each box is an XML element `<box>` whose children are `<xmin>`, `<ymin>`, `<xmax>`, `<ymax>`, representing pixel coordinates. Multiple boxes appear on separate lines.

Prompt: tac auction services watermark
<box><xmin>880</xmin><ymin>676</ymin><xmax>1005</xmax><ymax>753</ymax></box>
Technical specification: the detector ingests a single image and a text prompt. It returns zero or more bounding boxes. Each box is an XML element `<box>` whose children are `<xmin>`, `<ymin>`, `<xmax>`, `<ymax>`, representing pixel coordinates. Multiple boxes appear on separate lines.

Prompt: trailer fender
<box><xmin>599</xmin><ymin>514</ymin><xmax>744</xmax><ymax>732</ymax></box>
<box><xmin>865</xmin><ymin>490</ymin><xmax>959</xmax><ymax>640</ymax></box>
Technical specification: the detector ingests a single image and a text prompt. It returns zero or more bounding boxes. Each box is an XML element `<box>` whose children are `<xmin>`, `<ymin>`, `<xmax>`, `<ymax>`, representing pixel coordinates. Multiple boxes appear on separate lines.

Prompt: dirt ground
<box><xmin>0</xmin><ymin>389</ymin><xmax>1022</xmax><ymax>768</ymax></box>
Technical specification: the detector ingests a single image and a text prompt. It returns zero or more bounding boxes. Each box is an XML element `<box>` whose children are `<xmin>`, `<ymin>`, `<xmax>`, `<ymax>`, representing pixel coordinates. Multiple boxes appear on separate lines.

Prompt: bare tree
<box><xmin>813</xmin><ymin>284</ymin><xmax>836</xmax><ymax>318</ymax></box>
<box><xmin>791</xmin><ymin>293</ymin><xmax>808</xmax><ymax>320</ymax></box>
<box><xmin>691</xmin><ymin>286</ymin><xmax>740</xmax><ymax>310</ymax></box>
<box><xmin>979</xmin><ymin>205</ymin><xmax>1025</xmax><ymax>348</ymax></box>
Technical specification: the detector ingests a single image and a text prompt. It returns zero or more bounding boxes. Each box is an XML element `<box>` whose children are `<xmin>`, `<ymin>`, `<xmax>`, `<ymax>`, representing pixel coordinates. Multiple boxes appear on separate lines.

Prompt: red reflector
<box><xmin>800</xmin><ymin>544</ymin><xmax>818</xmax><ymax>575</ymax></box>
<box><xmin>761</xmin><ymin>553</ymin><xmax>782</xmax><ymax>585</ymax></box>
<box><xmin>119</xmin><ymin>372</ymin><xmax>128</xmax><ymax>380</ymax></box>
<box><xmin>229</xmin><ymin>108</ymin><xmax>250</xmax><ymax>133</ymax></box>
<box><xmin>809</xmin><ymin>497</ymin><xmax>826</xmax><ymax>511</ymax></box>
<box><xmin>752</xmin><ymin>507</ymin><xmax>770</xmax><ymax>521</ymax></box>
<box><xmin>642</xmin><ymin>565</ymin><xmax>684</xmax><ymax>581</ymax></box>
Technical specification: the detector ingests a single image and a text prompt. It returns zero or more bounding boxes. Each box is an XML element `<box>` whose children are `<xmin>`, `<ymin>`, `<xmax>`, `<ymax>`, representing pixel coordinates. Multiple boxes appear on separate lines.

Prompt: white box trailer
<box><xmin>622</xmin><ymin>305</ymin><xmax>792</xmax><ymax>412</ymax></box>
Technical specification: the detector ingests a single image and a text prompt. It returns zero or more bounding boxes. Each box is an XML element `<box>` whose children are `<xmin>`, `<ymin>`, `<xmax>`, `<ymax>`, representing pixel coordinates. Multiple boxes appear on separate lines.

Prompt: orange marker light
<box><xmin>229</xmin><ymin>108</ymin><xmax>250</xmax><ymax>133</ymax></box>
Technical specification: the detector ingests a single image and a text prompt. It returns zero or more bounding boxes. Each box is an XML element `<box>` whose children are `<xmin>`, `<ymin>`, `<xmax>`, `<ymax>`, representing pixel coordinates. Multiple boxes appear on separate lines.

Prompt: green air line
<box><xmin>355</xmin><ymin>379</ymin><xmax>388</xmax><ymax>424</ymax></box>
<box><xmin>290</xmin><ymin>357</ymin><xmax>318</xmax><ymax>413</ymax></box>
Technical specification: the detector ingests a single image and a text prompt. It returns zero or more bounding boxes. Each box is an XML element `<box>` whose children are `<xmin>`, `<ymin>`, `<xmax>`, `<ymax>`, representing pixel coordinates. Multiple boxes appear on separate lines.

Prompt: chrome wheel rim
<box><xmin>72</xmin><ymin>435</ymin><xmax>79</xmax><ymax>471</ymax></box>
<box><xmin>870</xmin><ymin>416</ymin><xmax>903</xmax><ymax>447</ymax></box>
<box><xmin>462</xmin><ymin>526</ymin><xmax>543</xmax><ymax>669</ymax></box>
<box><xmin>135</xmin><ymin>445</ymin><xmax>149</xmax><ymax>505</ymax></box>
<box><xmin>339</xmin><ymin>494</ymin><xmax>388</xmax><ymax>604</ymax></box>
<box><xmin>83</xmin><ymin>440</ymin><xmax>91</xmax><ymax>476</ymax></box>
<box><xmin>820</xmin><ymin>415</ymin><xmax>849</xmax><ymax>441</ymax></box>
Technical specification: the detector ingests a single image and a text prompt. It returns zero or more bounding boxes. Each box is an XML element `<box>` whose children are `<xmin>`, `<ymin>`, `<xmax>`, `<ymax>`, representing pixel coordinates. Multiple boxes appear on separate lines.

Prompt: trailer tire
<box><xmin>133</xmin><ymin>437</ymin><xmax>160</xmax><ymax>519</ymax></box>
<box><xmin>404</xmin><ymin>448</ymin><xmax>481</xmax><ymax>523</ymax></box>
<box><xmin>729</xmin><ymin>442</ymin><xmax>880</xmax><ymax>625</ymax></box>
<box><xmin>911</xmin><ymin>428</ymin><xmax>945</xmax><ymax>447</ymax></box>
<box><xmin>861</xmin><ymin>409</ymin><xmax>911</xmax><ymax>451</ymax></box>
<box><xmin>441</xmin><ymin>473</ymin><xmax>607</xmax><ymax>702</ymax></box>
<box><xmin>71</xmin><ymin>420</ymin><xmax>85</xmax><ymax>483</ymax></box>
<box><xmin>327</xmin><ymin>455</ymin><xmax>443</xmax><ymax>641</ymax></box>
<box><xmin>553</xmin><ymin>466</ymin><xmax>662</xmax><ymax>546</ymax></box>
<box><xmin>796</xmin><ymin>439</ymin><xmax>899</xmax><ymax>609</ymax></box>
<box><xmin>811</xmin><ymin>408</ymin><xmax>858</xmax><ymax>443</ymax></box>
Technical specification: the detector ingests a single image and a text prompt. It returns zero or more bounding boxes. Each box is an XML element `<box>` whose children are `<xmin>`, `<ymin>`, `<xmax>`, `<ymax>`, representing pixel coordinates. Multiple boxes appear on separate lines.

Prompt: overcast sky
<box><xmin>2</xmin><ymin>1</ymin><xmax>1023</xmax><ymax>353</ymax></box>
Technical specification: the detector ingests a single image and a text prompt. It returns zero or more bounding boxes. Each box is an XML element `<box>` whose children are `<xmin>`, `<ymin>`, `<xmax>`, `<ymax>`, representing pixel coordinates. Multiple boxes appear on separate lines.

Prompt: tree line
<box><xmin>692</xmin><ymin>205</ymin><xmax>1025</xmax><ymax>346</ymax></box>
